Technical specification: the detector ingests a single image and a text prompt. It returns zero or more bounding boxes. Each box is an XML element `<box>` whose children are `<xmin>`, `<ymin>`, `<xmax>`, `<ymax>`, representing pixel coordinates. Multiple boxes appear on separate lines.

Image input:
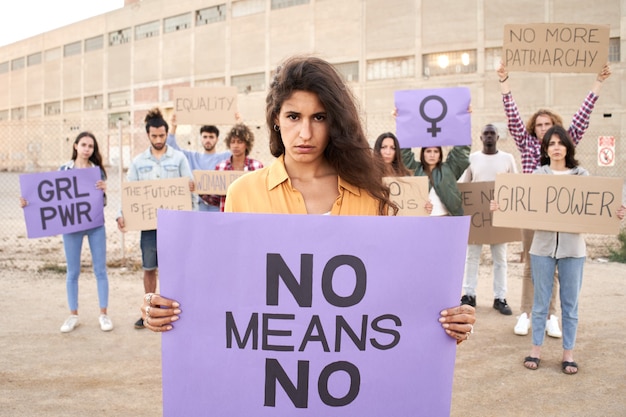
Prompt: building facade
<box><xmin>0</xmin><ymin>0</ymin><xmax>623</xmax><ymax>176</ymax></box>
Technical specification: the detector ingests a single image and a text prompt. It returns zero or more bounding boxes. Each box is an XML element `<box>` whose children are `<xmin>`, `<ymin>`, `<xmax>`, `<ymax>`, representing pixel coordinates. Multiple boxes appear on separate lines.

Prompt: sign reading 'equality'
<box><xmin>19</xmin><ymin>167</ymin><xmax>104</xmax><ymax>238</ymax></box>
<box><xmin>158</xmin><ymin>211</ymin><xmax>470</xmax><ymax>417</ymax></box>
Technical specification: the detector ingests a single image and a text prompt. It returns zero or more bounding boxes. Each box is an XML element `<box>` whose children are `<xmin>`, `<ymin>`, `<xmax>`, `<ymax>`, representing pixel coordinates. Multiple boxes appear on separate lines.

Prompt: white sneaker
<box><xmin>546</xmin><ymin>314</ymin><xmax>562</xmax><ymax>338</ymax></box>
<box><xmin>514</xmin><ymin>312</ymin><xmax>530</xmax><ymax>336</ymax></box>
<box><xmin>60</xmin><ymin>315</ymin><xmax>79</xmax><ymax>333</ymax></box>
<box><xmin>99</xmin><ymin>314</ymin><xmax>114</xmax><ymax>332</ymax></box>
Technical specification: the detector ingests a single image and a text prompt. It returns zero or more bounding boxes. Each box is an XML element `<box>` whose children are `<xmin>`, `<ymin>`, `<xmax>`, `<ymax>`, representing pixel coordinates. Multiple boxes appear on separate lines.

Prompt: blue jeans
<box><xmin>62</xmin><ymin>225</ymin><xmax>108</xmax><ymax>311</ymax></box>
<box><xmin>530</xmin><ymin>255</ymin><xmax>585</xmax><ymax>350</ymax></box>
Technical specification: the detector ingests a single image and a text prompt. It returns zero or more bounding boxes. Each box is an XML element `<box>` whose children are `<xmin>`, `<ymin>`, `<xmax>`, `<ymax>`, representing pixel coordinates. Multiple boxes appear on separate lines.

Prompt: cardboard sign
<box><xmin>492</xmin><ymin>173</ymin><xmax>623</xmax><ymax>234</ymax></box>
<box><xmin>158</xmin><ymin>211</ymin><xmax>471</xmax><ymax>417</ymax></box>
<box><xmin>19</xmin><ymin>168</ymin><xmax>104</xmax><ymax>238</ymax></box>
<box><xmin>503</xmin><ymin>23</ymin><xmax>609</xmax><ymax>73</ymax></box>
<box><xmin>121</xmin><ymin>178</ymin><xmax>192</xmax><ymax>231</ymax></box>
<box><xmin>193</xmin><ymin>170</ymin><xmax>246</xmax><ymax>195</ymax></box>
<box><xmin>383</xmin><ymin>176</ymin><xmax>430</xmax><ymax>216</ymax></box>
<box><xmin>173</xmin><ymin>87</ymin><xmax>238</xmax><ymax>125</ymax></box>
<box><xmin>597</xmin><ymin>136</ymin><xmax>615</xmax><ymax>167</ymax></box>
<box><xmin>395</xmin><ymin>87</ymin><xmax>471</xmax><ymax>148</ymax></box>
<box><xmin>458</xmin><ymin>181</ymin><xmax>521</xmax><ymax>244</ymax></box>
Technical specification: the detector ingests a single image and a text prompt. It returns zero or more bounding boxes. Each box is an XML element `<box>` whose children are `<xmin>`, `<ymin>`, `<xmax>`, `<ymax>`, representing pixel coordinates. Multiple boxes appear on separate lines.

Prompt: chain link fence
<box><xmin>1</xmin><ymin>114</ymin><xmax>624</xmax><ymax>274</ymax></box>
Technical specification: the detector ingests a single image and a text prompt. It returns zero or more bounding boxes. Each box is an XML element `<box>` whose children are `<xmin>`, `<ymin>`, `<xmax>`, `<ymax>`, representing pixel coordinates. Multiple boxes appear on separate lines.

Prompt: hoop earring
<box><xmin>273</xmin><ymin>124</ymin><xmax>280</xmax><ymax>132</ymax></box>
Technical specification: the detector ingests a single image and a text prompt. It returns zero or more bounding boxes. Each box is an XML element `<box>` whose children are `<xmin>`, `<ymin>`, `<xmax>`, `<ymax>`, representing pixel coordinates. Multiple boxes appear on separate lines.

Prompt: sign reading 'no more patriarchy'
<box><xmin>158</xmin><ymin>211</ymin><xmax>470</xmax><ymax>417</ymax></box>
<box><xmin>503</xmin><ymin>23</ymin><xmax>609</xmax><ymax>73</ymax></box>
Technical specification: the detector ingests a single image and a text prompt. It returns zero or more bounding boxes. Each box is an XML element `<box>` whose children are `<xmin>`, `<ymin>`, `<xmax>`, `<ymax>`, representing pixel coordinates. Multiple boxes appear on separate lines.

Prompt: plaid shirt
<box><xmin>211</xmin><ymin>157</ymin><xmax>264</xmax><ymax>211</ymax></box>
<box><xmin>502</xmin><ymin>91</ymin><xmax>598</xmax><ymax>173</ymax></box>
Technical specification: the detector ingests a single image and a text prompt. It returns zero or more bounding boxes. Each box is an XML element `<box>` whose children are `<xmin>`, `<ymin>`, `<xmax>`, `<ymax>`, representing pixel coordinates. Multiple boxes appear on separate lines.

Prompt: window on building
<box><xmin>0</xmin><ymin>61</ymin><xmax>9</xmax><ymax>74</ymax></box>
<box><xmin>11</xmin><ymin>57</ymin><xmax>25</xmax><ymax>71</ymax></box>
<box><xmin>271</xmin><ymin>0</ymin><xmax>309</xmax><ymax>10</ymax></box>
<box><xmin>609</xmin><ymin>37</ymin><xmax>620</xmax><ymax>62</ymax></box>
<box><xmin>231</xmin><ymin>72</ymin><xmax>265</xmax><ymax>93</ymax></box>
<box><xmin>45</xmin><ymin>47</ymin><xmax>62</xmax><ymax>62</ymax></box>
<box><xmin>366</xmin><ymin>56</ymin><xmax>415</xmax><ymax>81</ymax></box>
<box><xmin>108</xmin><ymin>111</ymin><xmax>131</xmax><ymax>129</ymax></box>
<box><xmin>0</xmin><ymin>110</ymin><xmax>8</xmax><ymax>121</ymax></box>
<box><xmin>108</xmin><ymin>91</ymin><xmax>130</xmax><ymax>108</ymax></box>
<box><xmin>196</xmin><ymin>5</ymin><xmax>226</xmax><ymax>25</ymax></box>
<box><xmin>232</xmin><ymin>0</ymin><xmax>265</xmax><ymax>17</ymax></box>
<box><xmin>27</xmin><ymin>52</ymin><xmax>42</xmax><ymax>67</ymax></box>
<box><xmin>109</xmin><ymin>28</ymin><xmax>131</xmax><ymax>46</ymax></box>
<box><xmin>44</xmin><ymin>101</ymin><xmax>61</xmax><ymax>116</ymax></box>
<box><xmin>85</xmin><ymin>35</ymin><xmax>104</xmax><ymax>52</ymax></box>
<box><xmin>195</xmin><ymin>78</ymin><xmax>226</xmax><ymax>87</ymax></box>
<box><xmin>333</xmin><ymin>61</ymin><xmax>359</xmax><ymax>82</ymax></box>
<box><xmin>11</xmin><ymin>107</ymin><xmax>25</xmax><ymax>120</ymax></box>
<box><xmin>84</xmin><ymin>95</ymin><xmax>104</xmax><ymax>111</ymax></box>
<box><xmin>64</xmin><ymin>41</ymin><xmax>82</xmax><ymax>57</ymax></box>
<box><xmin>164</xmin><ymin>13</ymin><xmax>192</xmax><ymax>33</ymax></box>
<box><xmin>135</xmin><ymin>20</ymin><xmax>160</xmax><ymax>40</ymax></box>
<box><xmin>485</xmin><ymin>48</ymin><xmax>502</xmax><ymax>72</ymax></box>
<box><xmin>423</xmin><ymin>50</ymin><xmax>477</xmax><ymax>77</ymax></box>
<box><xmin>27</xmin><ymin>104</ymin><xmax>42</xmax><ymax>118</ymax></box>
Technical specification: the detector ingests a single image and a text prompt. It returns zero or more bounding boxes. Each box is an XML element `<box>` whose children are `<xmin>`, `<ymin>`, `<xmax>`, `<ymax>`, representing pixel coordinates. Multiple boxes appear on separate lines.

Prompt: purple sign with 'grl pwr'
<box><xmin>19</xmin><ymin>167</ymin><xmax>104</xmax><ymax>238</ymax></box>
<box><xmin>395</xmin><ymin>87</ymin><xmax>472</xmax><ymax>148</ymax></box>
<box><xmin>158</xmin><ymin>211</ymin><xmax>470</xmax><ymax>417</ymax></box>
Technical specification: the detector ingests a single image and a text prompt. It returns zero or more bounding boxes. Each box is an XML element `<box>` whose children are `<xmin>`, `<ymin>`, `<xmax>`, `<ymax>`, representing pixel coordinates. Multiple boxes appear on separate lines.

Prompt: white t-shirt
<box><xmin>459</xmin><ymin>150</ymin><xmax>518</xmax><ymax>182</ymax></box>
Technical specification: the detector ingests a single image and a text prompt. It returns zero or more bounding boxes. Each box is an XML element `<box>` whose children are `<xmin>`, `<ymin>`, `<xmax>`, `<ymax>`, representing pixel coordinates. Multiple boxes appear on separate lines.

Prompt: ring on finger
<box><xmin>146</xmin><ymin>306</ymin><xmax>151</xmax><ymax>317</ymax></box>
<box><xmin>145</xmin><ymin>293</ymin><xmax>154</xmax><ymax>306</ymax></box>
<box><xmin>145</xmin><ymin>316</ymin><xmax>150</xmax><ymax>326</ymax></box>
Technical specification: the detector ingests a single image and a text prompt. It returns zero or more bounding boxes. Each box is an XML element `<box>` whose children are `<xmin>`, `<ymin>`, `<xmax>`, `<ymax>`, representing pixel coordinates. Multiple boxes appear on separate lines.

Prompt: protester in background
<box><xmin>116</xmin><ymin>108</ymin><xmax>193</xmax><ymax>329</ymax></box>
<box><xmin>20</xmin><ymin>132</ymin><xmax>112</xmax><ymax>333</ymax></box>
<box><xmin>167</xmin><ymin>115</ymin><xmax>231</xmax><ymax>212</ymax></box>
<box><xmin>374</xmin><ymin>132</ymin><xmax>411</xmax><ymax>177</ymax></box>
<box><xmin>140</xmin><ymin>55</ymin><xmax>476</xmax><ymax>342</ymax></box>
<box><xmin>401</xmin><ymin>145</ymin><xmax>470</xmax><ymax>216</ymax></box>
<box><xmin>498</xmin><ymin>62</ymin><xmax>612</xmax><ymax>338</ymax></box>
<box><xmin>492</xmin><ymin>125</ymin><xmax>625</xmax><ymax>374</ymax></box>
<box><xmin>210</xmin><ymin>123</ymin><xmax>263</xmax><ymax>211</ymax></box>
<box><xmin>459</xmin><ymin>124</ymin><xmax>517</xmax><ymax>314</ymax></box>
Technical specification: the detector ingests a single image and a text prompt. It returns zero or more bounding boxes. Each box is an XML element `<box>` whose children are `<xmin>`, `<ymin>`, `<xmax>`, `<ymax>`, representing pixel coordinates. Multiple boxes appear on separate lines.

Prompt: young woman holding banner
<box><xmin>20</xmin><ymin>132</ymin><xmax>112</xmax><ymax>333</ymax></box>
<box><xmin>498</xmin><ymin>62</ymin><xmax>612</xmax><ymax>338</ymax></box>
<box><xmin>492</xmin><ymin>125</ymin><xmax>625</xmax><ymax>374</ymax></box>
<box><xmin>139</xmin><ymin>55</ymin><xmax>476</xmax><ymax>342</ymax></box>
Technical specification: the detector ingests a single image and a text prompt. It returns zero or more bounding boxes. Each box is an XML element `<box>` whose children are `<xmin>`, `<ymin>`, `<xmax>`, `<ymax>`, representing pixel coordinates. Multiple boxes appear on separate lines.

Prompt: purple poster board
<box><xmin>19</xmin><ymin>167</ymin><xmax>104</xmax><ymax>238</ymax></box>
<box><xmin>395</xmin><ymin>87</ymin><xmax>471</xmax><ymax>148</ymax></box>
<box><xmin>158</xmin><ymin>211</ymin><xmax>470</xmax><ymax>417</ymax></box>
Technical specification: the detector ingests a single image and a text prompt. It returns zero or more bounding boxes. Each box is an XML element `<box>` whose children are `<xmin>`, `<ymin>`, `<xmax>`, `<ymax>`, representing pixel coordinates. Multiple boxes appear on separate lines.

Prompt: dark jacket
<box><xmin>401</xmin><ymin>146</ymin><xmax>470</xmax><ymax>216</ymax></box>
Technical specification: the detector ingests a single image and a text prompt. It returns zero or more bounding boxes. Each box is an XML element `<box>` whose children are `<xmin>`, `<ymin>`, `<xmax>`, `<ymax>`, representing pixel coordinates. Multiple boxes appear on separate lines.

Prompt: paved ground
<box><xmin>1</xmin><ymin>250</ymin><xmax>625</xmax><ymax>416</ymax></box>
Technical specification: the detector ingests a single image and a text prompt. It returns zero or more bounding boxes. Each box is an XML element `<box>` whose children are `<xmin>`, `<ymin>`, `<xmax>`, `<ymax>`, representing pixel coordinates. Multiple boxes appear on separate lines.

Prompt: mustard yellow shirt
<box><xmin>224</xmin><ymin>155</ymin><xmax>380</xmax><ymax>215</ymax></box>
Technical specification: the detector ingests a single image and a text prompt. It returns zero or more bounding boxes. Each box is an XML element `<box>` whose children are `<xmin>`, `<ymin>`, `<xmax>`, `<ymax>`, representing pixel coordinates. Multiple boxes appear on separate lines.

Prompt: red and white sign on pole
<box><xmin>598</xmin><ymin>136</ymin><xmax>615</xmax><ymax>167</ymax></box>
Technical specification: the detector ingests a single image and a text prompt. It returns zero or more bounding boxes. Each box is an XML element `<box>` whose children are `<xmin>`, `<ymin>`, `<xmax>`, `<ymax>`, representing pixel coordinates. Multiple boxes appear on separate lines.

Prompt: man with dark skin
<box><xmin>460</xmin><ymin>124</ymin><xmax>518</xmax><ymax>315</ymax></box>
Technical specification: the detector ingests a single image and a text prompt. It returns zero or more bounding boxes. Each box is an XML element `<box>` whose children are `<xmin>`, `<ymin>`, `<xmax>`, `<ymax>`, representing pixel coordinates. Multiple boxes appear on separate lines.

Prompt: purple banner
<box><xmin>395</xmin><ymin>87</ymin><xmax>472</xmax><ymax>148</ymax></box>
<box><xmin>19</xmin><ymin>167</ymin><xmax>104</xmax><ymax>238</ymax></box>
<box><xmin>158</xmin><ymin>211</ymin><xmax>470</xmax><ymax>417</ymax></box>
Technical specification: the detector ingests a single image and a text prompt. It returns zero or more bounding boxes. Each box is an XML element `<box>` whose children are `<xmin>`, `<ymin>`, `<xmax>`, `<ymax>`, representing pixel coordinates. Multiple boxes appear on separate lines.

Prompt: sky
<box><xmin>0</xmin><ymin>0</ymin><xmax>125</xmax><ymax>47</ymax></box>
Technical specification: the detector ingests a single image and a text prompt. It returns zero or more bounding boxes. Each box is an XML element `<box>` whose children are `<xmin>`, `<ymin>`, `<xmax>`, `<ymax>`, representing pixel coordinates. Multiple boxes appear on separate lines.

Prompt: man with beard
<box><xmin>116</xmin><ymin>107</ymin><xmax>192</xmax><ymax>329</ymax></box>
<box><xmin>459</xmin><ymin>124</ymin><xmax>517</xmax><ymax>315</ymax></box>
<box><xmin>167</xmin><ymin>115</ymin><xmax>231</xmax><ymax>212</ymax></box>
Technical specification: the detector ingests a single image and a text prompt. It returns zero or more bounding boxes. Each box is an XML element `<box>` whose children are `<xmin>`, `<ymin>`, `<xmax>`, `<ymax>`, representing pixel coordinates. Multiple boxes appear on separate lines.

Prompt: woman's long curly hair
<box><xmin>266</xmin><ymin>55</ymin><xmax>396</xmax><ymax>215</ymax></box>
